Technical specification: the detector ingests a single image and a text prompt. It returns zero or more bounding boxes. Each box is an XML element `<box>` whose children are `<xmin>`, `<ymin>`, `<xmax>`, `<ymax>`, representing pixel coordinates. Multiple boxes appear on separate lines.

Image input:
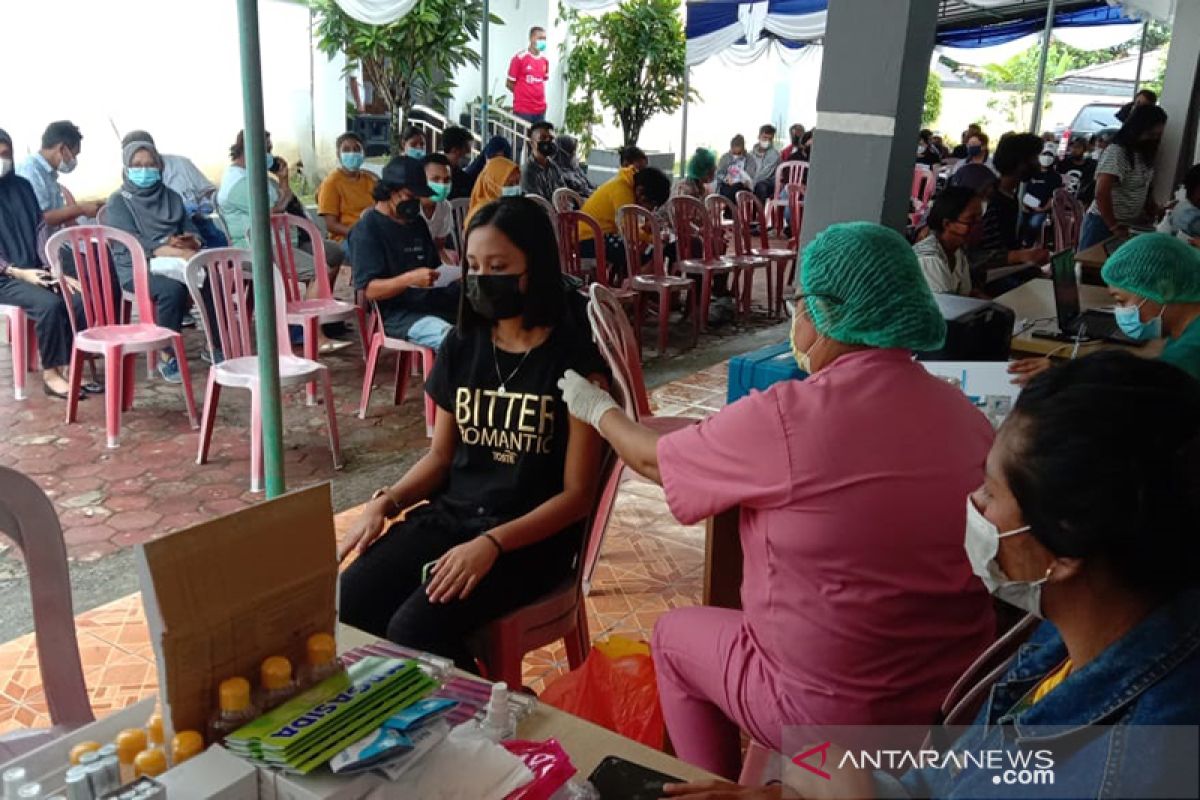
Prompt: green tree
<box><xmin>560</xmin><ymin>0</ymin><xmax>691</xmax><ymax>149</ymax></box>
<box><xmin>922</xmin><ymin>72</ymin><xmax>942</xmax><ymax>128</ymax></box>
<box><xmin>311</xmin><ymin>0</ymin><xmax>500</xmax><ymax>148</ymax></box>
<box><xmin>982</xmin><ymin>41</ymin><xmax>1074</xmax><ymax>129</ymax></box>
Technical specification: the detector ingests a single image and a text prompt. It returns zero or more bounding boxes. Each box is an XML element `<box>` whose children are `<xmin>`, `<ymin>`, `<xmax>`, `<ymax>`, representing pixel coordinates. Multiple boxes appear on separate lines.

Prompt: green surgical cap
<box><xmin>800</xmin><ymin>222</ymin><xmax>946</xmax><ymax>351</ymax></box>
<box><xmin>1101</xmin><ymin>233</ymin><xmax>1200</xmax><ymax>304</ymax></box>
<box><xmin>686</xmin><ymin>148</ymin><xmax>716</xmax><ymax>181</ymax></box>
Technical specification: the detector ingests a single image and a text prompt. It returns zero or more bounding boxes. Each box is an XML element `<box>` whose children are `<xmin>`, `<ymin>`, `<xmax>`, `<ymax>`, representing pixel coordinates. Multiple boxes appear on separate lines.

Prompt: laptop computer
<box><xmin>1049</xmin><ymin>249</ymin><xmax>1135</xmax><ymax>344</ymax></box>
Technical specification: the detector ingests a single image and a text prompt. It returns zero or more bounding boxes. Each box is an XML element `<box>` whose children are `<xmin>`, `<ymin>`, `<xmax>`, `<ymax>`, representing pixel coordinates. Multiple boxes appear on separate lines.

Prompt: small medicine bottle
<box><xmin>255</xmin><ymin>656</ymin><xmax>297</xmax><ymax>711</ymax></box>
<box><xmin>208</xmin><ymin>677</ymin><xmax>259</xmax><ymax>743</ymax></box>
<box><xmin>15</xmin><ymin>783</ymin><xmax>41</xmax><ymax>800</ymax></box>
<box><xmin>134</xmin><ymin>748</ymin><xmax>167</xmax><ymax>778</ymax></box>
<box><xmin>2</xmin><ymin>767</ymin><xmax>27</xmax><ymax>800</ymax></box>
<box><xmin>297</xmin><ymin>633</ymin><xmax>342</xmax><ymax>689</ymax></box>
<box><xmin>116</xmin><ymin>729</ymin><xmax>148</xmax><ymax>783</ymax></box>
<box><xmin>68</xmin><ymin>741</ymin><xmax>101</xmax><ymax>766</ymax></box>
<box><xmin>171</xmin><ymin>730</ymin><xmax>204</xmax><ymax>765</ymax></box>
<box><xmin>146</xmin><ymin>713</ymin><xmax>164</xmax><ymax>747</ymax></box>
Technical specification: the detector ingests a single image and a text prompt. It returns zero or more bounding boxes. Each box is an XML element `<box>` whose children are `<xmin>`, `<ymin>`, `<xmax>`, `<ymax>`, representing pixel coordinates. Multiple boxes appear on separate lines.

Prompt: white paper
<box><xmin>433</xmin><ymin>265</ymin><xmax>461</xmax><ymax>288</ymax></box>
<box><xmin>921</xmin><ymin>361</ymin><xmax>1021</xmax><ymax>402</ymax></box>
<box><xmin>363</xmin><ymin>735</ymin><xmax>532</xmax><ymax>800</ymax></box>
<box><xmin>149</xmin><ymin>256</ymin><xmax>191</xmax><ymax>285</ymax></box>
<box><xmin>1022</xmin><ymin>193</ymin><xmax>1041</xmax><ymax>209</ymax></box>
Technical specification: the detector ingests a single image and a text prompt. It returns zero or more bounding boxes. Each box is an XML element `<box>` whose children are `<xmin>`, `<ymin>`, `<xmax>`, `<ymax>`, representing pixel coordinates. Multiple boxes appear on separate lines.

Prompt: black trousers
<box><xmin>118</xmin><ymin>272</ymin><xmax>216</xmax><ymax>336</ymax></box>
<box><xmin>338</xmin><ymin>502</ymin><xmax>577</xmax><ymax>671</ymax></box>
<box><xmin>0</xmin><ymin>275</ymin><xmax>86</xmax><ymax>370</ymax></box>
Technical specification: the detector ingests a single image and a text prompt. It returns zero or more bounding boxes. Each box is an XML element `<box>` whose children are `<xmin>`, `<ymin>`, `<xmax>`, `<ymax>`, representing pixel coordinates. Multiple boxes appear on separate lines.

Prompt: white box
<box><xmin>258</xmin><ymin>766</ymin><xmax>384</xmax><ymax>800</ymax></box>
<box><xmin>155</xmin><ymin>746</ymin><xmax>258</xmax><ymax>800</ymax></box>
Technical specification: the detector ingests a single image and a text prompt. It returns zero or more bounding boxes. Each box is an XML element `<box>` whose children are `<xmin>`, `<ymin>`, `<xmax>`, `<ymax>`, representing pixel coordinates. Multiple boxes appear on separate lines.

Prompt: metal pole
<box><xmin>1132</xmin><ymin>19</ymin><xmax>1149</xmax><ymax>96</ymax></box>
<box><xmin>679</xmin><ymin>68</ymin><xmax>690</xmax><ymax>178</ymax></box>
<box><xmin>236</xmin><ymin>0</ymin><xmax>286</xmax><ymax>498</ymax></box>
<box><xmin>481</xmin><ymin>0</ymin><xmax>491</xmax><ymax>139</ymax></box>
<box><xmin>1029</xmin><ymin>0</ymin><xmax>1057</xmax><ymax>134</ymax></box>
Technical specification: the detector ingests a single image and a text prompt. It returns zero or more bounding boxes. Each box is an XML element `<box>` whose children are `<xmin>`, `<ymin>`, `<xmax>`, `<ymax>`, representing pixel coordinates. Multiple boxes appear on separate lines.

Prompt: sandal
<box><xmin>318</xmin><ymin>339</ymin><xmax>354</xmax><ymax>355</ymax></box>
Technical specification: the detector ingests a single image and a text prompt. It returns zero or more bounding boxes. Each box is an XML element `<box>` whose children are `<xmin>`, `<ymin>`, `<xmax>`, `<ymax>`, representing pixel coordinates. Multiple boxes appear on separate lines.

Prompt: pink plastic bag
<box><xmin>503</xmin><ymin>739</ymin><xmax>577</xmax><ymax>800</ymax></box>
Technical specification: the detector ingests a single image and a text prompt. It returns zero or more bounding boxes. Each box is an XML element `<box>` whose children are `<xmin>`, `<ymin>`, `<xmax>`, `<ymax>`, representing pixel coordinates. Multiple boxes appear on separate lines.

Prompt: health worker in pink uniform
<box><xmin>559</xmin><ymin>222</ymin><xmax>997</xmax><ymax>779</ymax></box>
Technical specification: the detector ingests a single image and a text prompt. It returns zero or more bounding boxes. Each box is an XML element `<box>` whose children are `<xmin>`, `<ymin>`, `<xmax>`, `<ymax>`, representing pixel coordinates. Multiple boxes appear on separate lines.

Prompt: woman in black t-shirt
<box><xmin>338</xmin><ymin>196</ymin><xmax>609</xmax><ymax>670</ymax></box>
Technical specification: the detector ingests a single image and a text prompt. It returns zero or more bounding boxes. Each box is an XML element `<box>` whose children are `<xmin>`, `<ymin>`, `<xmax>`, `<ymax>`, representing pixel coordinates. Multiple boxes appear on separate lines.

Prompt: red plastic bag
<box><xmin>502</xmin><ymin>739</ymin><xmax>577</xmax><ymax>800</ymax></box>
<box><xmin>540</xmin><ymin>637</ymin><xmax>665</xmax><ymax>748</ymax></box>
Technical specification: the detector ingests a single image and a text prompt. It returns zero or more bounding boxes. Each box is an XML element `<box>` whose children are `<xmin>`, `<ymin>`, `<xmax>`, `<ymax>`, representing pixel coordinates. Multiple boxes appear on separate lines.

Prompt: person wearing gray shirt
<box><xmin>751</xmin><ymin>124</ymin><xmax>781</xmax><ymax>203</ymax></box>
<box><xmin>521</xmin><ymin>120</ymin><xmax>565</xmax><ymax>201</ymax></box>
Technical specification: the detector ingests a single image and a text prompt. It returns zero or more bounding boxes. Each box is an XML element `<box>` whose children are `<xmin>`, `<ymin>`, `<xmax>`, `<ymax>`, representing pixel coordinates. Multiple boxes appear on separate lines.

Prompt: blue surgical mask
<box><xmin>266</xmin><ymin>151</ymin><xmax>276</xmax><ymax>170</ymax></box>
<box><xmin>428</xmin><ymin>181</ymin><xmax>451</xmax><ymax>202</ymax></box>
<box><xmin>127</xmin><ymin>167</ymin><xmax>161</xmax><ymax>189</ymax></box>
<box><xmin>1114</xmin><ymin>300</ymin><xmax>1163</xmax><ymax>341</ymax></box>
<box><xmin>405</xmin><ymin>147</ymin><xmax>426</xmax><ymax>160</ymax></box>
<box><xmin>536</xmin><ymin>39</ymin><xmax>548</xmax><ymax>52</ymax></box>
<box><xmin>501</xmin><ymin>185</ymin><xmax>523</xmax><ymax>197</ymax></box>
<box><xmin>340</xmin><ymin>152</ymin><xmax>365</xmax><ymax>171</ymax></box>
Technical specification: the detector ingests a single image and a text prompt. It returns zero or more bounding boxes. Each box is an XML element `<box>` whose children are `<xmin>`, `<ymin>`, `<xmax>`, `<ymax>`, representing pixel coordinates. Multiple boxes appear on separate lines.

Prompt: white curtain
<box><xmin>333</xmin><ymin>0</ymin><xmax>419</xmax><ymax>25</ymax></box>
<box><xmin>763</xmin><ymin>8</ymin><xmax>826</xmax><ymax>40</ymax></box>
<box><xmin>687</xmin><ymin>1</ymin><xmax>825</xmax><ymax>66</ymax></box>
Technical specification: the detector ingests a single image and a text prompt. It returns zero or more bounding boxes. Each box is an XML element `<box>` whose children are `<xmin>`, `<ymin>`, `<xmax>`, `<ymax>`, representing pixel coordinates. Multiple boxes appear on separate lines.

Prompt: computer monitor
<box><xmin>1049</xmin><ymin>249</ymin><xmax>1079</xmax><ymax>330</ymax></box>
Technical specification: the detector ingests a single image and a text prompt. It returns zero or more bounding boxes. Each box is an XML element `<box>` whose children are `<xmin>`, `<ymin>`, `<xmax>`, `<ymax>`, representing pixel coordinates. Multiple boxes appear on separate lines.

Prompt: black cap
<box><xmin>379</xmin><ymin>156</ymin><xmax>432</xmax><ymax>197</ymax></box>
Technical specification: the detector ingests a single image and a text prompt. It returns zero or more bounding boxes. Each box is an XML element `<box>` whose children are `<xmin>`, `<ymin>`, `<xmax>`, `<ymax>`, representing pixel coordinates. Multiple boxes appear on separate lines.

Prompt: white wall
<box><xmin>0</xmin><ymin>0</ymin><xmax>344</xmax><ymax>199</ymax></box>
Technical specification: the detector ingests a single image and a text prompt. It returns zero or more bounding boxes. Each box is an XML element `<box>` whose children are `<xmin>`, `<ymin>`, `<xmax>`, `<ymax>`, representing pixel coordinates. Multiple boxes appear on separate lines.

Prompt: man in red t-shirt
<box><xmin>506</xmin><ymin>26</ymin><xmax>549</xmax><ymax>124</ymax></box>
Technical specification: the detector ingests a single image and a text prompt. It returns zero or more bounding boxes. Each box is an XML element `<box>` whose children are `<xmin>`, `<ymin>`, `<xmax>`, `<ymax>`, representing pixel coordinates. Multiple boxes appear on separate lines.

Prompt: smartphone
<box><xmin>588</xmin><ymin>755</ymin><xmax>681</xmax><ymax>800</ymax></box>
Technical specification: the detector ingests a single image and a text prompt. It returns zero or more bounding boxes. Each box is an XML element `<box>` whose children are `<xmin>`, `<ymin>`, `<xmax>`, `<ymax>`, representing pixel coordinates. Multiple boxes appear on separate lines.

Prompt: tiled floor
<box><xmin>0</xmin><ymin>366</ymin><xmax>728</xmax><ymax>735</ymax></box>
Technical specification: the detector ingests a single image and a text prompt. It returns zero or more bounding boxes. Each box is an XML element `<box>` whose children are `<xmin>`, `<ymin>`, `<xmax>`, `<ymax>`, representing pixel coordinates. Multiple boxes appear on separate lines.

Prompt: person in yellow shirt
<box><xmin>318</xmin><ymin>132</ymin><xmax>378</xmax><ymax>242</ymax></box>
<box><xmin>578</xmin><ymin>165</ymin><xmax>671</xmax><ymax>279</ymax></box>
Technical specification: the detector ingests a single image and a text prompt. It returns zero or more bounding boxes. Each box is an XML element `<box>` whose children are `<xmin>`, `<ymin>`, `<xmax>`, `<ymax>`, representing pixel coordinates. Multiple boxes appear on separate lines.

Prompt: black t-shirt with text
<box><xmin>424</xmin><ymin>298</ymin><xmax>607</xmax><ymax>529</ymax></box>
<box><xmin>349</xmin><ymin>209</ymin><xmax>456</xmax><ymax>337</ymax></box>
<box><xmin>1024</xmin><ymin>168</ymin><xmax>1063</xmax><ymax>208</ymax></box>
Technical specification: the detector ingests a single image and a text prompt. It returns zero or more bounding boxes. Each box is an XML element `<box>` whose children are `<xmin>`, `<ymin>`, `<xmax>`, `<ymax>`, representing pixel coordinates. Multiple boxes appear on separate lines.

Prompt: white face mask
<box><xmin>963</xmin><ymin>497</ymin><xmax>1049</xmax><ymax>617</ymax></box>
<box><xmin>1038</xmin><ymin>154</ymin><xmax>1055</xmax><ymax>167</ymax></box>
<box><xmin>0</xmin><ymin>158</ymin><xmax>12</xmax><ymax>178</ymax></box>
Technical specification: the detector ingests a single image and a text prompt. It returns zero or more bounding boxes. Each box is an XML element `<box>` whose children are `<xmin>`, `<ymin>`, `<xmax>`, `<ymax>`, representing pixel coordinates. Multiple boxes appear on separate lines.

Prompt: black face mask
<box><xmin>1136</xmin><ymin>138</ymin><xmax>1160</xmax><ymax>159</ymax></box>
<box><xmin>466</xmin><ymin>274</ymin><xmax>525</xmax><ymax>320</ymax></box>
<box><xmin>791</xmin><ymin>135</ymin><xmax>802</xmax><ymax>147</ymax></box>
<box><xmin>395</xmin><ymin>198</ymin><xmax>421</xmax><ymax>221</ymax></box>
<box><xmin>536</xmin><ymin>140</ymin><xmax>557</xmax><ymax>158</ymax></box>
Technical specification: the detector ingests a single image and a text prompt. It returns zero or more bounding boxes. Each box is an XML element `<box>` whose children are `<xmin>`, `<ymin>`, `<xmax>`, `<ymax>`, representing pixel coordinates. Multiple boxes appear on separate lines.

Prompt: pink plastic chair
<box><xmin>668</xmin><ymin>196</ymin><xmax>737</xmax><ymax>332</ymax></box>
<box><xmin>768</xmin><ymin>160</ymin><xmax>808</xmax><ymax>232</ymax></box>
<box><xmin>46</xmin><ymin>226</ymin><xmax>198</xmax><ymax>449</ymax></box>
<box><xmin>910</xmin><ymin>165</ymin><xmax>937</xmax><ymax>228</ymax></box>
<box><xmin>705</xmin><ymin>194</ymin><xmax>770</xmax><ymax>317</ymax></box>
<box><xmin>0</xmin><ymin>305</ymin><xmax>37</xmax><ymax>400</ymax></box>
<box><xmin>581</xmin><ymin>284</ymin><xmax>698</xmax><ymax>588</ymax></box>
<box><xmin>1052</xmin><ymin>187</ymin><xmax>1084</xmax><ymax>252</ymax></box>
<box><xmin>265</xmin><ymin>213</ymin><xmax>368</xmax><ymax>404</ymax></box>
<box><xmin>735</xmin><ymin>191</ymin><xmax>797</xmax><ymax>318</ymax></box>
<box><xmin>357</xmin><ymin>302</ymin><xmax>437</xmax><ymax>437</ymax></box>
<box><xmin>0</xmin><ymin>466</ymin><xmax>94</xmax><ymax>760</ymax></box>
<box><xmin>615</xmin><ymin>204</ymin><xmax>697</xmax><ymax>357</ymax></box>
<box><xmin>552</xmin><ymin>187</ymin><xmax>585</xmax><ymax>214</ymax></box>
<box><xmin>470</xmin><ymin>447</ymin><xmax>621</xmax><ymax>689</ymax></box>
<box><xmin>185</xmin><ymin>249</ymin><xmax>343</xmax><ymax>493</ymax></box>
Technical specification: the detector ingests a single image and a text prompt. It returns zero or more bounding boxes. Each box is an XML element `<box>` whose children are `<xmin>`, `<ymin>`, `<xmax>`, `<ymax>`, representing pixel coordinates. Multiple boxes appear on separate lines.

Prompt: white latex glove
<box><xmin>557</xmin><ymin>369</ymin><xmax>619</xmax><ymax>428</ymax></box>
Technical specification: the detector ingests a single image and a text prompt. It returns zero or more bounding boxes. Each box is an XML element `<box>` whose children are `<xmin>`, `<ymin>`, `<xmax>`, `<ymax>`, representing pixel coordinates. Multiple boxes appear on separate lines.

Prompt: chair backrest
<box><xmin>668</xmin><ymin>195</ymin><xmax>718</xmax><ymax>261</ymax></box>
<box><xmin>775</xmin><ymin>161</ymin><xmax>808</xmax><ymax>198</ymax></box>
<box><xmin>912</xmin><ymin>166</ymin><xmax>937</xmax><ymax>209</ymax></box>
<box><xmin>525</xmin><ymin>192</ymin><xmax>558</xmax><ymax>225</ymax></box>
<box><xmin>1052</xmin><ymin>187</ymin><xmax>1084</xmax><ymax>252</ymax></box>
<box><xmin>587</xmin><ymin>283</ymin><xmax>652</xmax><ymax>419</ymax></box>
<box><xmin>45</xmin><ymin>225</ymin><xmax>154</xmax><ymax>332</ymax></box>
<box><xmin>448</xmin><ymin>197</ymin><xmax>471</xmax><ymax>257</ymax></box>
<box><xmin>735</xmin><ymin>190</ymin><xmax>771</xmax><ymax>251</ymax></box>
<box><xmin>786</xmin><ymin>182</ymin><xmax>805</xmax><ymax>249</ymax></box>
<box><xmin>95</xmin><ymin>204</ymin><xmax>110</xmax><ymax>226</ymax></box>
<box><xmin>559</xmin><ymin>210</ymin><xmax>611</xmax><ymax>287</ymax></box>
<box><xmin>183</xmin><ymin>248</ymin><xmax>291</xmax><ymax>361</ymax></box>
<box><xmin>266</xmin><ymin>213</ymin><xmax>332</xmax><ymax>302</ymax></box>
<box><xmin>0</xmin><ymin>467</ymin><xmax>94</xmax><ymax>728</ymax></box>
<box><xmin>615</xmin><ymin>204</ymin><xmax>667</xmax><ymax>279</ymax></box>
<box><xmin>552</xmin><ymin>187</ymin><xmax>584</xmax><ymax>214</ymax></box>
<box><xmin>705</xmin><ymin>194</ymin><xmax>748</xmax><ymax>258</ymax></box>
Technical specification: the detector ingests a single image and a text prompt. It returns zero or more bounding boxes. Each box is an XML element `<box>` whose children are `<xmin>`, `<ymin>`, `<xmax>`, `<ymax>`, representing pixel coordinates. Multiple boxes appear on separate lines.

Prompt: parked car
<box><xmin>1060</xmin><ymin>103</ymin><xmax>1123</xmax><ymax>152</ymax></box>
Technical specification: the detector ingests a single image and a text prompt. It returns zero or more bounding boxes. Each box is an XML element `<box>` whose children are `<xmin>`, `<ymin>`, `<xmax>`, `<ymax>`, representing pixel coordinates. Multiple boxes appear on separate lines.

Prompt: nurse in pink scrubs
<box><xmin>559</xmin><ymin>222</ymin><xmax>996</xmax><ymax>779</ymax></box>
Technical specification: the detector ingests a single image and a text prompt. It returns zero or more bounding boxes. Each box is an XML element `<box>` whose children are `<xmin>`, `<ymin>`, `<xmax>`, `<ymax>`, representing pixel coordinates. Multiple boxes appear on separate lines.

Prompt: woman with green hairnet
<box><xmin>673</xmin><ymin>148</ymin><xmax>717</xmax><ymax>200</ymax></box>
<box><xmin>1010</xmin><ymin>234</ymin><xmax>1200</xmax><ymax>385</ymax></box>
<box><xmin>557</xmin><ymin>222</ymin><xmax>996</xmax><ymax>778</ymax></box>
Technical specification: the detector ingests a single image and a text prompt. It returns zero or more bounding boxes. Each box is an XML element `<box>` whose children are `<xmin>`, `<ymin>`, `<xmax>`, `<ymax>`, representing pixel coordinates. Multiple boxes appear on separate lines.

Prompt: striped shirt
<box><xmin>1088</xmin><ymin>143</ymin><xmax>1154</xmax><ymax>225</ymax></box>
<box><xmin>913</xmin><ymin>234</ymin><xmax>972</xmax><ymax>296</ymax></box>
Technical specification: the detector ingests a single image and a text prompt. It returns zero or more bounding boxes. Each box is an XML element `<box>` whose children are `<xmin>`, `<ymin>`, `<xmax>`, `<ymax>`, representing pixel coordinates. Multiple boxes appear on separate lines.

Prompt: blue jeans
<box><xmin>404</xmin><ymin>315</ymin><xmax>453</xmax><ymax>348</ymax></box>
<box><xmin>1023</xmin><ymin>211</ymin><xmax>1048</xmax><ymax>247</ymax></box>
<box><xmin>1078</xmin><ymin>212</ymin><xmax>1112</xmax><ymax>251</ymax></box>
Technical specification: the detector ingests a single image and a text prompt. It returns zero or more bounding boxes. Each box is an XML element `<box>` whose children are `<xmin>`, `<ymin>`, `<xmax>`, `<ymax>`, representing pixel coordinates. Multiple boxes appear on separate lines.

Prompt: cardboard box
<box><xmin>136</xmin><ymin>484</ymin><xmax>339</xmax><ymax>746</ymax></box>
<box><xmin>156</xmin><ymin>746</ymin><xmax>259</xmax><ymax>799</ymax></box>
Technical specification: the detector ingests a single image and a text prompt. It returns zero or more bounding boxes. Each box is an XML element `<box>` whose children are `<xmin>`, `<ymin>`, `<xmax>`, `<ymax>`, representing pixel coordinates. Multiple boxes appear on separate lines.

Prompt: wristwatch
<box><xmin>371</xmin><ymin>487</ymin><xmax>400</xmax><ymax>517</ymax></box>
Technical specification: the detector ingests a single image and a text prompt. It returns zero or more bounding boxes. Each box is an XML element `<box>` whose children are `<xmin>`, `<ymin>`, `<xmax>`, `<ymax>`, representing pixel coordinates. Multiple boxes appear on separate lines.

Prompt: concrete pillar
<box><xmin>1153</xmin><ymin>1</ymin><xmax>1200</xmax><ymax>201</ymax></box>
<box><xmin>798</xmin><ymin>0</ymin><xmax>938</xmax><ymax>248</ymax></box>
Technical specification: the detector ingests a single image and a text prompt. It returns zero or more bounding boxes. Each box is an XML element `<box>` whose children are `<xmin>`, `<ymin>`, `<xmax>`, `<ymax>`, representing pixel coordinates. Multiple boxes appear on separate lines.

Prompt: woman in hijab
<box><xmin>465</xmin><ymin>156</ymin><xmax>520</xmax><ymax>228</ymax></box>
<box><xmin>0</xmin><ymin>128</ymin><xmax>92</xmax><ymax>399</ymax></box>
<box><xmin>106</xmin><ymin>140</ymin><xmax>214</xmax><ymax>380</ymax></box>
<box><xmin>552</xmin><ymin>134</ymin><xmax>593</xmax><ymax>198</ymax></box>
<box><xmin>464</xmin><ymin>135</ymin><xmax>514</xmax><ymax>181</ymax></box>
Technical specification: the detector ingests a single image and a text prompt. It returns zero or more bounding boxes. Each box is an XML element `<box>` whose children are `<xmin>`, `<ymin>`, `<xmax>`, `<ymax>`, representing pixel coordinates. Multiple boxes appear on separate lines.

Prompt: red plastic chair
<box><xmin>357</xmin><ymin>302</ymin><xmax>437</xmax><ymax>437</ymax></box>
<box><xmin>525</xmin><ymin>193</ymin><xmax>560</xmax><ymax>248</ymax></box>
<box><xmin>615</xmin><ymin>204</ymin><xmax>697</xmax><ymax>357</ymax></box>
<box><xmin>470</xmin><ymin>447</ymin><xmax>622</xmax><ymax>690</ymax></box>
<box><xmin>1052</xmin><ymin>187</ymin><xmax>1084</xmax><ymax>252</ymax></box>
<box><xmin>910</xmin><ymin>165</ymin><xmax>937</xmax><ymax>228</ymax></box>
<box><xmin>668</xmin><ymin>196</ymin><xmax>737</xmax><ymax>332</ymax></box>
<box><xmin>447</xmin><ymin>198</ymin><xmax>471</xmax><ymax>262</ymax></box>
<box><xmin>265</xmin><ymin>213</ymin><xmax>369</xmax><ymax>404</ymax></box>
<box><xmin>735</xmin><ymin>191</ymin><xmax>796</xmax><ymax>318</ymax></box>
<box><xmin>552</xmin><ymin>187</ymin><xmax>585</xmax><ymax>214</ymax></box>
<box><xmin>581</xmin><ymin>284</ymin><xmax>699</xmax><ymax>588</ymax></box>
<box><xmin>768</xmin><ymin>160</ymin><xmax>808</xmax><ymax>232</ymax></box>
<box><xmin>185</xmin><ymin>250</ymin><xmax>343</xmax><ymax>493</ymax></box>
<box><xmin>0</xmin><ymin>466</ymin><xmax>94</xmax><ymax>760</ymax></box>
<box><xmin>0</xmin><ymin>305</ymin><xmax>37</xmax><ymax>400</ymax></box>
<box><xmin>705</xmin><ymin>194</ymin><xmax>770</xmax><ymax>317</ymax></box>
<box><xmin>47</xmin><ymin>226</ymin><xmax>199</xmax><ymax>449</ymax></box>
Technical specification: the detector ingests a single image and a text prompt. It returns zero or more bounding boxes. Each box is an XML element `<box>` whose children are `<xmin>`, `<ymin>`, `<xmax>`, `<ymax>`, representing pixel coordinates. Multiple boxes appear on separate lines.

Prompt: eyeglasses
<box><xmin>785</xmin><ymin>293</ymin><xmax>845</xmax><ymax>320</ymax></box>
